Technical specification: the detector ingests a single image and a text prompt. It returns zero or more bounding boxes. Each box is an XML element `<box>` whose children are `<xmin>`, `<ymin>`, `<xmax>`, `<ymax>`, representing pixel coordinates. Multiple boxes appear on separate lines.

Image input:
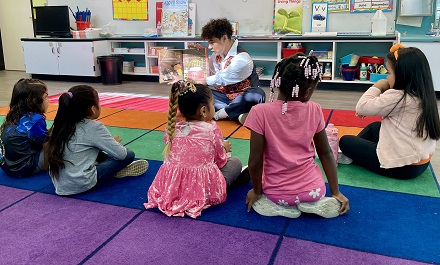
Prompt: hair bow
<box><xmin>177</xmin><ymin>78</ymin><xmax>197</xmax><ymax>96</ymax></box>
<box><xmin>390</xmin><ymin>43</ymin><xmax>404</xmax><ymax>60</ymax></box>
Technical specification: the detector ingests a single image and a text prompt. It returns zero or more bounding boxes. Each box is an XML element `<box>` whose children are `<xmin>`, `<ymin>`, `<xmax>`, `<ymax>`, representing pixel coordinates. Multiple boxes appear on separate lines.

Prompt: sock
<box><xmin>214</xmin><ymin>108</ymin><xmax>228</xmax><ymax>120</ymax></box>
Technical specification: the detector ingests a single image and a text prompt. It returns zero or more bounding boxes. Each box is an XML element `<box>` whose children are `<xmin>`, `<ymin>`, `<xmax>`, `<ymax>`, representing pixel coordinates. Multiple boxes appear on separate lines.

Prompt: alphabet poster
<box><xmin>311</xmin><ymin>0</ymin><xmax>350</xmax><ymax>13</ymax></box>
<box><xmin>112</xmin><ymin>0</ymin><xmax>148</xmax><ymax>21</ymax></box>
<box><xmin>350</xmin><ymin>0</ymin><xmax>393</xmax><ymax>13</ymax></box>
<box><xmin>311</xmin><ymin>2</ymin><xmax>328</xmax><ymax>32</ymax></box>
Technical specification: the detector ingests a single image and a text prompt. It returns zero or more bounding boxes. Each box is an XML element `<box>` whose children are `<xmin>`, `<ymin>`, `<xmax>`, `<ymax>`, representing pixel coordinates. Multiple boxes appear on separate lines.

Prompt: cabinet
<box><xmin>21</xmin><ymin>35</ymin><xmax>397</xmax><ymax>84</ymax></box>
<box><xmin>401</xmin><ymin>41</ymin><xmax>440</xmax><ymax>91</ymax></box>
<box><xmin>22</xmin><ymin>40</ymin><xmax>108</xmax><ymax>76</ymax></box>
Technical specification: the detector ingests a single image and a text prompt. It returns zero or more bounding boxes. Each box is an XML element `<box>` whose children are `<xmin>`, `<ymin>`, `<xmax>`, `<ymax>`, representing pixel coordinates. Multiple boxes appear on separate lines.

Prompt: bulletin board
<box><xmin>112</xmin><ymin>0</ymin><xmax>148</xmax><ymax>21</ymax></box>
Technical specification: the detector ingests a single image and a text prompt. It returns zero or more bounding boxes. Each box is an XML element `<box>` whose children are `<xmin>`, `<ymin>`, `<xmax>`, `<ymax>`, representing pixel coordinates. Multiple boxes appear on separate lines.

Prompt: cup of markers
<box><xmin>70</xmin><ymin>6</ymin><xmax>91</xmax><ymax>30</ymax></box>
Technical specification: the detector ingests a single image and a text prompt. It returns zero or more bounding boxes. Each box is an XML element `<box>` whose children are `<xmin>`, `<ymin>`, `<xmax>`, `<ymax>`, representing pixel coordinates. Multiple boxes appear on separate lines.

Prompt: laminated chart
<box><xmin>311</xmin><ymin>0</ymin><xmax>350</xmax><ymax>13</ymax></box>
<box><xmin>113</xmin><ymin>0</ymin><xmax>148</xmax><ymax>21</ymax></box>
<box><xmin>350</xmin><ymin>0</ymin><xmax>393</xmax><ymax>12</ymax></box>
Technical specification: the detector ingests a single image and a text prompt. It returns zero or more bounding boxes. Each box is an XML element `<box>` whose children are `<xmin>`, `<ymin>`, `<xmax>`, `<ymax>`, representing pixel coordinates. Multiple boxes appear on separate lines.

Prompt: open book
<box><xmin>158</xmin><ymin>48</ymin><xmax>209</xmax><ymax>84</ymax></box>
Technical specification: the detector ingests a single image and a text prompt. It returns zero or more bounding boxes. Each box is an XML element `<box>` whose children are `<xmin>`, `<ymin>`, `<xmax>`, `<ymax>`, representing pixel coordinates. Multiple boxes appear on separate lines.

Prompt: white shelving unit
<box><xmin>22</xmin><ymin>35</ymin><xmax>397</xmax><ymax>85</ymax></box>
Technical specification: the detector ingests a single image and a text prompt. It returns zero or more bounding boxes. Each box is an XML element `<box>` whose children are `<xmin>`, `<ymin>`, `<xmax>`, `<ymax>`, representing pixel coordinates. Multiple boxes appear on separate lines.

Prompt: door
<box><xmin>0</xmin><ymin>0</ymin><xmax>35</xmax><ymax>70</ymax></box>
<box><xmin>22</xmin><ymin>41</ymin><xmax>59</xmax><ymax>74</ymax></box>
<box><xmin>57</xmin><ymin>42</ymin><xmax>96</xmax><ymax>76</ymax></box>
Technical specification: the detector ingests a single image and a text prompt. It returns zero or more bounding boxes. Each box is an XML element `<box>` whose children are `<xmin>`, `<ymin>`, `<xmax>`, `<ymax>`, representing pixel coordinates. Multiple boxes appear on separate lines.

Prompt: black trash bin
<box><xmin>97</xmin><ymin>55</ymin><xmax>123</xmax><ymax>85</ymax></box>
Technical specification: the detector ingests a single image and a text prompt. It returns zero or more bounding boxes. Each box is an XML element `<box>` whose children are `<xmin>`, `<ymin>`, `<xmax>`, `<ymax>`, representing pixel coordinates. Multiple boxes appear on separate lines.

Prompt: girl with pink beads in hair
<box><xmin>244</xmin><ymin>53</ymin><xmax>350</xmax><ymax>218</ymax></box>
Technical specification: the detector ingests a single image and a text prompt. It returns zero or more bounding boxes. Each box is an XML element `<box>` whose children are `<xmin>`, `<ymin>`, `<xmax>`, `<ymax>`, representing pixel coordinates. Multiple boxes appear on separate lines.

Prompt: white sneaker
<box><xmin>114</xmin><ymin>160</ymin><xmax>149</xmax><ymax>178</ymax></box>
<box><xmin>338</xmin><ymin>153</ymin><xmax>353</xmax><ymax>165</ymax></box>
<box><xmin>238</xmin><ymin>113</ymin><xmax>248</xmax><ymax>125</ymax></box>
<box><xmin>252</xmin><ymin>194</ymin><xmax>301</xmax><ymax>218</ymax></box>
<box><xmin>297</xmin><ymin>197</ymin><xmax>341</xmax><ymax>218</ymax></box>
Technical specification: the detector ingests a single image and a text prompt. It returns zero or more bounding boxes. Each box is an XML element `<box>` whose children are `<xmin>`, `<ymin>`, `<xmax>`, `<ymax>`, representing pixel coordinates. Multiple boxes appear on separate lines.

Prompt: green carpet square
<box><xmin>125</xmin><ymin>130</ymin><xmax>166</xmax><ymax>161</ymax></box>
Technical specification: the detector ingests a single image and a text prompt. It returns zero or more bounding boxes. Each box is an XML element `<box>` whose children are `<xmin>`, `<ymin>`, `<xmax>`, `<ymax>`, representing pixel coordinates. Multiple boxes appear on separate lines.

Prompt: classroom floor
<box><xmin>0</xmin><ymin>70</ymin><xmax>439</xmax><ymax>182</ymax></box>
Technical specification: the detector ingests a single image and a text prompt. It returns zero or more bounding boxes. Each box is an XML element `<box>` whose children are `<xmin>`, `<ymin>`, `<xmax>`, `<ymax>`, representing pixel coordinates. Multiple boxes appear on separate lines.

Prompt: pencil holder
<box><xmin>76</xmin><ymin>21</ymin><xmax>91</xmax><ymax>31</ymax></box>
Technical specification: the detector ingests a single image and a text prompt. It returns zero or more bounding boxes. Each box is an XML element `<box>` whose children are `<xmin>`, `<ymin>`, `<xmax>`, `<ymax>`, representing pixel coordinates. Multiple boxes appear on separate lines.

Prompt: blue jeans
<box><xmin>212</xmin><ymin>87</ymin><xmax>266</xmax><ymax>120</ymax></box>
<box><xmin>95</xmin><ymin>149</ymin><xmax>135</xmax><ymax>181</ymax></box>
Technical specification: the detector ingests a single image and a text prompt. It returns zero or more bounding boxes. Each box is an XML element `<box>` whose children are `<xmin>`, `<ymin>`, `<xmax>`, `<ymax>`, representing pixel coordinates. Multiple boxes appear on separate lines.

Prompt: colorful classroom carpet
<box><xmin>0</xmin><ymin>92</ymin><xmax>438</xmax><ymax>264</ymax></box>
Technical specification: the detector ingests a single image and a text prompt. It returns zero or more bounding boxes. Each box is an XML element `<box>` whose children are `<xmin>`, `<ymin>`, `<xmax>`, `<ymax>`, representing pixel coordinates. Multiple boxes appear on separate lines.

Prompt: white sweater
<box><xmin>356</xmin><ymin>87</ymin><xmax>436</xmax><ymax>169</ymax></box>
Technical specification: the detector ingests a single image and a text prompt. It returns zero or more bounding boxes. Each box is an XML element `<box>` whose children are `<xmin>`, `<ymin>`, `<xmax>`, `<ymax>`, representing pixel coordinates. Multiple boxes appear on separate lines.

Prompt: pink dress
<box><xmin>144</xmin><ymin>120</ymin><xmax>228</xmax><ymax>218</ymax></box>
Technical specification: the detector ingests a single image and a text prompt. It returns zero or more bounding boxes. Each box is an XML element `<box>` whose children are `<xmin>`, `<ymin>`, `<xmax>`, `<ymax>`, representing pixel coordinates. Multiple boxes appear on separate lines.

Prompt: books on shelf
<box><xmin>162</xmin><ymin>0</ymin><xmax>189</xmax><ymax>37</ymax></box>
<box><xmin>273</xmin><ymin>0</ymin><xmax>303</xmax><ymax>35</ymax></box>
<box><xmin>156</xmin><ymin>2</ymin><xmax>163</xmax><ymax>30</ymax></box>
<box><xmin>158</xmin><ymin>48</ymin><xmax>209</xmax><ymax>84</ymax></box>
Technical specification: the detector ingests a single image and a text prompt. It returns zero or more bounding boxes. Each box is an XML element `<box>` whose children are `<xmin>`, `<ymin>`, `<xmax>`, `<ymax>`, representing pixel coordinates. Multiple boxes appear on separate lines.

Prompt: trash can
<box><xmin>97</xmin><ymin>55</ymin><xmax>123</xmax><ymax>85</ymax></box>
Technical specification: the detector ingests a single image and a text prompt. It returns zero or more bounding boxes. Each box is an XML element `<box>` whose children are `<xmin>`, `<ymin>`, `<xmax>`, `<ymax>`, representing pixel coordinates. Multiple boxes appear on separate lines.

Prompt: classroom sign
<box><xmin>311</xmin><ymin>0</ymin><xmax>350</xmax><ymax>13</ymax></box>
<box><xmin>350</xmin><ymin>0</ymin><xmax>393</xmax><ymax>13</ymax></box>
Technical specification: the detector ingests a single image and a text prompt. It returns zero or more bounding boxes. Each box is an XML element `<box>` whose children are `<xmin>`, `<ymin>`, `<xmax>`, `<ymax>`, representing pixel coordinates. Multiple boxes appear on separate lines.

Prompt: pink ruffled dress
<box><xmin>144</xmin><ymin>121</ymin><xmax>228</xmax><ymax>218</ymax></box>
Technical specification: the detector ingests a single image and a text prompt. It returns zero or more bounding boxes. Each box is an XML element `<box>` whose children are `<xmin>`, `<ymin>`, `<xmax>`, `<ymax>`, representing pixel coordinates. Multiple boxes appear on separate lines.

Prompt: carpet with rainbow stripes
<box><xmin>0</xmin><ymin>92</ymin><xmax>438</xmax><ymax>265</ymax></box>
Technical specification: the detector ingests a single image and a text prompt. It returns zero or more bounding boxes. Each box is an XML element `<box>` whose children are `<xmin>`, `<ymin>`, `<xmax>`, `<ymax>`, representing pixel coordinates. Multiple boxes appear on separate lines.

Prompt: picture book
<box><xmin>162</xmin><ymin>0</ymin><xmax>189</xmax><ymax>37</ymax></box>
<box><xmin>156</xmin><ymin>2</ymin><xmax>163</xmax><ymax>29</ymax></box>
<box><xmin>273</xmin><ymin>0</ymin><xmax>303</xmax><ymax>34</ymax></box>
<box><xmin>188</xmin><ymin>3</ymin><xmax>196</xmax><ymax>37</ymax></box>
<box><xmin>158</xmin><ymin>48</ymin><xmax>209</xmax><ymax>84</ymax></box>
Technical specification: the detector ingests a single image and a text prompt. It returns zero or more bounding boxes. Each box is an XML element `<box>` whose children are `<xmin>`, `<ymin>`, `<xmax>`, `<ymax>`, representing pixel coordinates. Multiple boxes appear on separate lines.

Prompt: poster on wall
<box><xmin>311</xmin><ymin>2</ymin><xmax>328</xmax><ymax>32</ymax></box>
<box><xmin>311</xmin><ymin>0</ymin><xmax>349</xmax><ymax>13</ymax></box>
<box><xmin>350</xmin><ymin>0</ymin><xmax>393</xmax><ymax>13</ymax></box>
<box><xmin>273</xmin><ymin>0</ymin><xmax>303</xmax><ymax>34</ymax></box>
<box><xmin>162</xmin><ymin>0</ymin><xmax>189</xmax><ymax>37</ymax></box>
<box><xmin>112</xmin><ymin>0</ymin><xmax>148</xmax><ymax>21</ymax></box>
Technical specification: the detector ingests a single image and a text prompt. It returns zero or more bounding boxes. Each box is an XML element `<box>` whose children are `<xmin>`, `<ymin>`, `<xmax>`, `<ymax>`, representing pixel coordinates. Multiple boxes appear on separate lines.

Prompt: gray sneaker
<box><xmin>297</xmin><ymin>197</ymin><xmax>341</xmax><ymax>218</ymax></box>
<box><xmin>114</xmin><ymin>160</ymin><xmax>149</xmax><ymax>178</ymax></box>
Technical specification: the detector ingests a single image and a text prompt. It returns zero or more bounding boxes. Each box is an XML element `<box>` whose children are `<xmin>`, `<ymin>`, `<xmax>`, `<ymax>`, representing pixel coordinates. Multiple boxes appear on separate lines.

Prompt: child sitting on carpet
<box><xmin>339</xmin><ymin>44</ymin><xmax>440</xmax><ymax>179</ymax></box>
<box><xmin>0</xmin><ymin>78</ymin><xmax>49</xmax><ymax>177</ymax></box>
<box><xmin>45</xmin><ymin>85</ymin><xmax>148</xmax><ymax>195</ymax></box>
<box><xmin>144</xmin><ymin>79</ymin><xmax>245</xmax><ymax>218</ymax></box>
<box><xmin>244</xmin><ymin>53</ymin><xmax>350</xmax><ymax>218</ymax></box>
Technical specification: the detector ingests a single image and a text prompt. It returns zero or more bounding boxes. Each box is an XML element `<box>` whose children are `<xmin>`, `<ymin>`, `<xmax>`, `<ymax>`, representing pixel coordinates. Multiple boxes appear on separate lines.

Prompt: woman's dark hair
<box><xmin>45</xmin><ymin>85</ymin><xmax>99</xmax><ymax>178</ymax></box>
<box><xmin>386</xmin><ymin>47</ymin><xmax>440</xmax><ymax>140</ymax></box>
<box><xmin>201</xmin><ymin>18</ymin><xmax>233</xmax><ymax>40</ymax></box>
<box><xmin>1</xmin><ymin>78</ymin><xmax>47</xmax><ymax>132</ymax></box>
<box><xmin>163</xmin><ymin>81</ymin><xmax>212</xmax><ymax>157</ymax></box>
<box><xmin>271</xmin><ymin>53</ymin><xmax>321</xmax><ymax>101</ymax></box>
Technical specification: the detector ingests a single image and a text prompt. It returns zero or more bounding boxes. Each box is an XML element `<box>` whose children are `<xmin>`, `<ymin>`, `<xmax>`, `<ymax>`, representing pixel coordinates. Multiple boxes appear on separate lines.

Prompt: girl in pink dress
<box><xmin>144</xmin><ymin>79</ymin><xmax>243</xmax><ymax>218</ymax></box>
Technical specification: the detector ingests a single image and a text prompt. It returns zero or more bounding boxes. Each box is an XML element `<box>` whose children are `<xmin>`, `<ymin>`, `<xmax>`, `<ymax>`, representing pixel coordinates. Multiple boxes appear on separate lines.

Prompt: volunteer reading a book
<box><xmin>191</xmin><ymin>18</ymin><xmax>265</xmax><ymax>125</ymax></box>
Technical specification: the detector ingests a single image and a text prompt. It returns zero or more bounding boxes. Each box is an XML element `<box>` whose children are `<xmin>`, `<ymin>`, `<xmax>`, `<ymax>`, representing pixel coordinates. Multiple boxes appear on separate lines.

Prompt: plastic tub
<box><xmin>282</xmin><ymin>47</ymin><xmax>306</xmax><ymax>58</ymax></box>
<box><xmin>369</xmin><ymin>73</ymin><xmax>387</xmax><ymax>82</ymax></box>
<box><xmin>340</xmin><ymin>64</ymin><xmax>357</xmax><ymax>81</ymax></box>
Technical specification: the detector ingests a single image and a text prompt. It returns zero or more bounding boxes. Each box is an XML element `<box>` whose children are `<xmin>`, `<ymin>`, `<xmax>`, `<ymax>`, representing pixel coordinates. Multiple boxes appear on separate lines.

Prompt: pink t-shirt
<box><xmin>245</xmin><ymin>100</ymin><xmax>326</xmax><ymax>196</ymax></box>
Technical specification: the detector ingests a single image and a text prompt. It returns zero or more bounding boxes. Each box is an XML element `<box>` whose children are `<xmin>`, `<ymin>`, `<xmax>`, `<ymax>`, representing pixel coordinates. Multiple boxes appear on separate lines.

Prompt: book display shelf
<box><xmin>22</xmin><ymin>34</ymin><xmax>397</xmax><ymax>85</ymax></box>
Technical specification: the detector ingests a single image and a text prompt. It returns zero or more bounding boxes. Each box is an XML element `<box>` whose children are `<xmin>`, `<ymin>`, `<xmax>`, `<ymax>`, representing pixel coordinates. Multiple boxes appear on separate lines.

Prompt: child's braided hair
<box><xmin>163</xmin><ymin>79</ymin><xmax>213</xmax><ymax>158</ymax></box>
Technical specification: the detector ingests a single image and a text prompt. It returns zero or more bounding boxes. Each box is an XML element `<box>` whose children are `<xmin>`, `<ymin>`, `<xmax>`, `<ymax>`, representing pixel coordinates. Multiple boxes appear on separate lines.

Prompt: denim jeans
<box><xmin>95</xmin><ymin>149</ymin><xmax>135</xmax><ymax>181</ymax></box>
<box><xmin>212</xmin><ymin>87</ymin><xmax>266</xmax><ymax>120</ymax></box>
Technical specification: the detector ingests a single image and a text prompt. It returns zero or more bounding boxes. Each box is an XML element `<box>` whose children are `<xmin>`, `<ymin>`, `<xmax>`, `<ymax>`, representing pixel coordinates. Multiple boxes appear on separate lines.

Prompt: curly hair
<box><xmin>201</xmin><ymin>18</ymin><xmax>233</xmax><ymax>40</ymax></box>
<box><xmin>1</xmin><ymin>78</ymin><xmax>47</xmax><ymax>132</ymax></box>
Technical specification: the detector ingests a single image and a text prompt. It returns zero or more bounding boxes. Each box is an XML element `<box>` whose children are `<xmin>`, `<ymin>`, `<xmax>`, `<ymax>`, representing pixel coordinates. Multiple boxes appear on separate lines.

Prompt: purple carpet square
<box><xmin>0</xmin><ymin>186</ymin><xmax>33</xmax><ymax>210</ymax></box>
<box><xmin>0</xmin><ymin>193</ymin><xmax>140</xmax><ymax>265</ymax></box>
<box><xmin>274</xmin><ymin>237</ymin><xmax>429</xmax><ymax>265</ymax></box>
<box><xmin>85</xmin><ymin>211</ymin><xmax>278</xmax><ymax>265</ymax></box>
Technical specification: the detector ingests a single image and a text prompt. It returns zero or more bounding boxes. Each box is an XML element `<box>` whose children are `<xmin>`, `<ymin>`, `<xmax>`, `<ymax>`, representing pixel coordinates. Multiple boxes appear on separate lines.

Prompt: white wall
<box><xmin>47</xmin><ymin>0</ymin><xmax>396</xmax><ymax>35</ymax></box>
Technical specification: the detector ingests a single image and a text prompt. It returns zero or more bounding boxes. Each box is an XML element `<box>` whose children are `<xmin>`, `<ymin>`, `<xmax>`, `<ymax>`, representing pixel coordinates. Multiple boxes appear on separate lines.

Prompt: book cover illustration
<box><xmin>162</xmin><ymin>0</ymin><xmax>189</xmax><ymax>37</ymax></box>
<box><xmin>188</xmin><ymin>3</ymin><xmax>196</xmax><ymax>37</ymax></box>
<box><xmin>156</xmin><ymin>2</ymin><xmax>163</xmax><ymax>30</ymax></box>
<box><xmin>273</xmin><ymin>0</ymin><xmax>303</xmax><ymax>34</ymax></box>
<box><xmin>158</xmin><ymin>48</ymin><xmax>209</xmax><ymax>84</ymax></box>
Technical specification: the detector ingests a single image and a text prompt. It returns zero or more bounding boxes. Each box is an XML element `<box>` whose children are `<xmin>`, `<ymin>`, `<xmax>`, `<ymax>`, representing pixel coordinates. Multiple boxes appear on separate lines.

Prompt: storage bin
<box><xmin>312</xmin><ymin>50</ymin><xmax>328</xmax><ymax>59</ymax></box>
<box><xmin>282</xmin><ymin>47</ymin><xmax>306</xmax><ymax>58</ymax></box>
<box><xmin>340</xmin><ymin>64</ymin><xmax>357</xmax><ymax>81</ymax></box>
<box><xmin>369</xmin><ymin>73</ymin><xmax>387</xmax><ymax>82</ymax></box>
<box><xmin>340</xmin><ymin>54</ymin><xmax>354</xmax><ymax>65</ymax></box>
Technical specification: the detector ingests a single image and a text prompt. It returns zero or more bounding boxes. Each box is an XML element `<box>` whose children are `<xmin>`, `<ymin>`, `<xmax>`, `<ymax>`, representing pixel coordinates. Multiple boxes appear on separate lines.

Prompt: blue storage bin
<box><xmin>369</xmin><ymin>73</ymin><xmax>387</xmax><ymax>82</ymax></box>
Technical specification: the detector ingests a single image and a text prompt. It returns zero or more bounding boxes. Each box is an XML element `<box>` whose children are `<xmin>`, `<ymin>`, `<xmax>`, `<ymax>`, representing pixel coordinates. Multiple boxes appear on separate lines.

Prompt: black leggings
<box><xmin>339</xmin><ymin>122</ymin><xmax>429</xmax><ymax>180</ymax></box>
